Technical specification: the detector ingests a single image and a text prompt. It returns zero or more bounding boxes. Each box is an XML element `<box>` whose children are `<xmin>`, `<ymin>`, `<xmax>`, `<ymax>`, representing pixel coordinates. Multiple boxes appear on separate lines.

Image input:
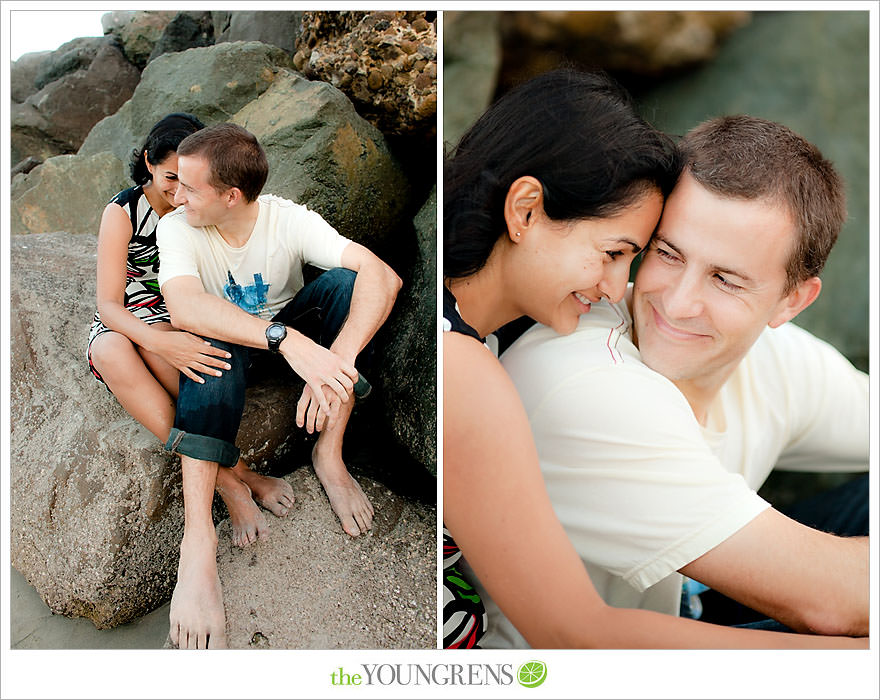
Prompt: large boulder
<box><xmin>102</xmin><ymin>10</ymin><xmax>177</xmax><ymax>68</ymax></box>
<box><xmin>214</xmin><ymin>468</ymin><xmax>435</xmax><ymax>649</ymax></box>
<box><xmin>79</xmin><ymin>41</ymin><xmax>292</xmax><ymax>164</ymax></box>
<box><xmin>147</xmin><ymin>11</ymin><xmax>215</xmax><ymax>64</ymax></box>
<box><xmin>215</xmin><ymin>11</ymin><xmax>304</xmax><ymax>55</ymax></box>
<box><xmin>32</xmin><ymin>37</ymin><xmax>114</xmax><ymax>91</ymax></box>
<box><xmin>10</xmin><ymin>232</ymin><xmax>307</xmax><ymax>627</ymax></box>
<box><xmin>11</xmin><ymin>50</ymin><xmax>52</xmax><ymax>103</ymax></box>
<box><xmin>231</xmin><ymin>70</ymin><xmax>411</xmax><ymax>248</ymax></box>
<box><xmin>10</xmin><ymin>152</ymin><xmax>127</xmax><ymax>236</ymax></box>
<box><xmin>295</xmin><ymin>11</ymin><xmax>437</xmax><ymax>137</ymax></box>
<box><xmin>11</xmin><ymin>41</ymin><xmax>141</xmax><ymax>166</ymax></box>
<box><xmin>496</xmin><ymin>11</ymin><xmax>751</xmax><ymax>90</ymax></box>
<box><xmin>376</xmin><ymin>188</ymin><xmax>437</xmax><ymax>474</ymax></box>
<box><xmin>442</xmin><ymin>11</ymin><xmax>502</xmax><ymax>148</ymax></box>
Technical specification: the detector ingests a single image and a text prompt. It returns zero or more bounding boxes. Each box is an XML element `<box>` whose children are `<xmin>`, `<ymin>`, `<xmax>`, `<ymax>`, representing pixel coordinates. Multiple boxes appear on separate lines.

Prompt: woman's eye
<box><xmin>605</xmin><ymin>250</ymin><xmax>624</xmax><ymax>260</ymax></box>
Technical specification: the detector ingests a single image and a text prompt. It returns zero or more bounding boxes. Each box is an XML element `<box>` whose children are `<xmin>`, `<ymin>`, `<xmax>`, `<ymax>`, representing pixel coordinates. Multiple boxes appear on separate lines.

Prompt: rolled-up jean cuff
<box><xmin>165</xmin><ymin>428</ymin><xmax>240</xmax><ymax>468</ymax></box>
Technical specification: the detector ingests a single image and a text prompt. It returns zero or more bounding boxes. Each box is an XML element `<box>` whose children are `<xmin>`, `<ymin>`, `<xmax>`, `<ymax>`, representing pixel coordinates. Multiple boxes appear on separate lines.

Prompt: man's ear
<box><xmin>503</xmin><ymin>176</ymin><xmax>544</xmax><ymax>244</ymax></box>
<box><xmin>224</xmin><ymin>187</ymin><xmax>244</xmax><ymax>207</ymax></box>
<box><xmin>768</xmin><ymin>276</ymin><xmax>821</xmax><ymax>328</ymax></box>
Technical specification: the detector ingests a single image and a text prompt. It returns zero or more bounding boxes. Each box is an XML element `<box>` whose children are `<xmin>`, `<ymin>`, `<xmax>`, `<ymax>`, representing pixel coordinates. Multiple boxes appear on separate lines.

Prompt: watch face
<box><xmin>267</xmin><ymin>324</ymin><xmax>285</xmax><ymax>341</ymax></box>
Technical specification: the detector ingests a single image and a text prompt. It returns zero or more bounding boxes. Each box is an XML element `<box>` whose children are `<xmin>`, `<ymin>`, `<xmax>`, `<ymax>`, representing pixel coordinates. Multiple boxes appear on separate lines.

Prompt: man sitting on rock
<box><xmin>156</xmin><ymin>122</ymin><xmax>402</xmax><ymax>649</ymax></box>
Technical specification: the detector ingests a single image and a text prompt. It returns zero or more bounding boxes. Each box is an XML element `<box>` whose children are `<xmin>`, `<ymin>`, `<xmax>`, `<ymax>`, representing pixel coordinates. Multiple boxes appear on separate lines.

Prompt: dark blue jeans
<box><xmin>684</xmin><ymin>473</ymin><xmax>868</xmax><ymax>631</ymax></box>
<box><xmin>165</xmin><ymin>268</ymin><xmax>367</xmax><ymax>467</ymax></box>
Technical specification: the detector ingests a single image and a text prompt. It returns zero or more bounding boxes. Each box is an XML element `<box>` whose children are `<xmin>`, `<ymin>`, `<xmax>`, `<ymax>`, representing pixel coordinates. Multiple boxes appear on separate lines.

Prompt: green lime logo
<box><xmin>517</xmin><ymin>660</ymin><xmax>547</xmax><ymax>688</ymax></box>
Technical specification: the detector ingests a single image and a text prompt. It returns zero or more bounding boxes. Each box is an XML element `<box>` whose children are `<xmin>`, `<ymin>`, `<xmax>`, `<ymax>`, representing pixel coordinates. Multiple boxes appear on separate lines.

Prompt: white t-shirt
<box><xmin>471</xmin><ymin>292</ymin><xmax>868</xmax><ymax>649</ymax></box>
<box><xmin>157</xmin><ymin>194</ymin><xmax>351</xmax><ymax>319</ymax></box>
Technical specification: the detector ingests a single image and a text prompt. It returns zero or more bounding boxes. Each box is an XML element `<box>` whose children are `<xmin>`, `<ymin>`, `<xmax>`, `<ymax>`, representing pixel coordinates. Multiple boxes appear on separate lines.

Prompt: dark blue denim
<box><xmin>165</xmin><ymin>268</ymin><xmax>367</xmax><ymax>467</ymax></box>
<box><xmin>683</xmin><ymin>474</ymin><xmax>868</xmax><ymax>630</ymax></box>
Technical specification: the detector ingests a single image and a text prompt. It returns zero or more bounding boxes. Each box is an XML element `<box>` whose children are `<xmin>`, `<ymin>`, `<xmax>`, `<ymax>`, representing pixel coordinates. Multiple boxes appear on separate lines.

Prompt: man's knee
<box><xmin>176</xmin><ymin>339</ymin><xmax>248</xmax><ymax>428</ymax></box>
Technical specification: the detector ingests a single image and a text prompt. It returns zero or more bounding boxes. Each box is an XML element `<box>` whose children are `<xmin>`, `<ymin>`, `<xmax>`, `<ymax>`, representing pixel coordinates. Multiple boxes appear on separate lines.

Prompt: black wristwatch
<box><xmin>265</xmin><ymin>322</ymin><xmax>287</xmax><ymax>352</ymax></box>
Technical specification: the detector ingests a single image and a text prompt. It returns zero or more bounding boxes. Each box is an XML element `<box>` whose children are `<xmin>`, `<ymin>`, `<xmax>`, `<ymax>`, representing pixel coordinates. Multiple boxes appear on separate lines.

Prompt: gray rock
<box><xmin>11</xmin><ymin>50</ymin><xmax>52</xmax><ymax>103</ymax></box>
<box><xmin>231</xmin><ymin>70</ymin><xmax>411</xmax><ymax>248</ymax></box>
<box><xmin>376</xmin><ymin>188</ymin><xmax>437</xmax><ymax>474</ymax></box>
<box><xmin>104</xmin><ymin>10</ymin><xmax>177</xmax><ymax>68</ymax></box>
<box><xmin>10</xmin><ymin>156</ymin><xmax>43</xmax><ymax>178</ymax></box>
<box><xmin>147</xmin><ymin>11</ymin><xmax>215</xmax><ymax>64</ymax></box>
<box><xmin>216</xmin><ymin>11</ymin><xmax>304</xmax><ymax>55</ymax></box>
<box><xmin>10</xmin><ymin>153</ymin><xmax>127</xmax><ymax>235</ymax></box>
<box><xmin>442</xmin><ymin>11</ymin><xmax>502</xmax><ymax>148</ymax></box>
<box><xmin>11</xmin><ymin>42</ymin><xmax>141</xmax><ymax>165</ymax></box>
<box><xmin>79</xmin><ymin>41</ymin><xmax>292</xmax><ymax>164</ymax></box>
<box><xmin>9</xmin><ymin>232</ymin><xmax>310</xmax><ymax>627</ymax></box>
<box><xmin>210</xmin><ymin>469</ymin><xmax>435</xmax><ymax>649</ymax></box>
<box><xmin>33</xmin><ymin>37</ymin><xmax>113</xmax><ymax>91</ymax></box>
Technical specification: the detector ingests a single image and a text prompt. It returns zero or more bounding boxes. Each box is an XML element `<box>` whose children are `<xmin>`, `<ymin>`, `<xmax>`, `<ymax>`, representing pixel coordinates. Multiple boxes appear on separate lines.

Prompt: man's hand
<box><xmin>280</xmin><ymin>330</ymin><xmax>358</xmax><ymax>416</ymax></box>
<box><xmin>296</xmin><ymin>384</ymin><xmax>347</xmax><ymax>433</ymax></box>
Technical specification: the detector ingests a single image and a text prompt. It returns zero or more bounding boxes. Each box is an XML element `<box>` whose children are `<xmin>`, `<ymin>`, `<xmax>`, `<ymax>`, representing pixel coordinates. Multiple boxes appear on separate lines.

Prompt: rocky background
<box><xmin>10</xmin><ymin>10</ymin><xmax>437</xmax><ymax>647</ymax></box>
<box><xmin>444</xmin><ymin>10</ymin><xmax>870</xmax><ymax>506</ymax></box>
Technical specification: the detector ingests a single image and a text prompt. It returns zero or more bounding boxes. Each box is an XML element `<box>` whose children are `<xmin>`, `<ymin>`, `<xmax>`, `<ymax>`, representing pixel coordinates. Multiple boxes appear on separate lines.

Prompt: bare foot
<box><xmin>215</xmin><ymin>468</ymin><xmax>270</xmax><ymax>548</ymax></box>
<box><xmin>312</xmin><ymin>443</ymin><xmax>374</xmax><ymax>536</ymax></box>
<box><xmin>169</xmin><ymin>534</ymin><xmax>227</xmax><ymax>649</ymax></box>
<box><xmin>231</xmin><ymin>461</ymin><xmax>295</xmax><ymax>517</ymax></box>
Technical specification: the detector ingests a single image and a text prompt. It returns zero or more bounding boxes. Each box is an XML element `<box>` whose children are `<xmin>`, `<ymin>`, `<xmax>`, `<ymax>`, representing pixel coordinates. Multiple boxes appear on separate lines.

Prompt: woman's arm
<box><xmin>95</xmin><ymin>203</ymin><xmax>231</xmax><ymax>382</ymax></box>
<box><xmin>443</xmin><ymin>332</ymin><xmax>865</xmax><ymax>649</ymax></box>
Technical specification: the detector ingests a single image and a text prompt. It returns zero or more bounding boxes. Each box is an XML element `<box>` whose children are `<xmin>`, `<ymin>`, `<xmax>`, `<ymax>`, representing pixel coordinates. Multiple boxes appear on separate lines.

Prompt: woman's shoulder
<box><xmin>443</xmin><ymin>286</ymin><xmax>483</xmax><ymax>342</ymax></box>
<box><xmin>108</xmin><ymin>184</ymin><xmax>143</xmax><ymax>210</ymax></box>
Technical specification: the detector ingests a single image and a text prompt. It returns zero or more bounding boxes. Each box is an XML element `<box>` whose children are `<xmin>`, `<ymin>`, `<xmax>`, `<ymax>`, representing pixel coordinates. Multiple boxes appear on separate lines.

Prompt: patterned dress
<box><xmin>442</xmin><ymin>286</ymin><xmax>489</xmax><ymax>649</ymax></box>
<box><xmin>87</xmin><ymin>185</ymin><xmax>170</xmax><ymax>383</ymax></box>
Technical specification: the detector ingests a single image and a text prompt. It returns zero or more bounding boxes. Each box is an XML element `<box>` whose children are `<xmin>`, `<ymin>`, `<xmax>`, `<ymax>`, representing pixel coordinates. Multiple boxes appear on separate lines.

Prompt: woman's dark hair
<box><xmin>129</xmin><ymin>112</ymin><xmax>206</xmax><ymax>185</ymax></box>
<box><xmin>444</xmin><ymin>69</ymin><xmax>683</xmax><ymax>279</ymax></box>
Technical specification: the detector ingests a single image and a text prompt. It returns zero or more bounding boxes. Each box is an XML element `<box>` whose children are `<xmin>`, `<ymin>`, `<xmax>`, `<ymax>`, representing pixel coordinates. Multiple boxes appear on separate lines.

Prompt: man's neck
<box><xmin>215</xmin><ymin>200</ymin><xmax>261</xmax><ymax>248</ymax></box>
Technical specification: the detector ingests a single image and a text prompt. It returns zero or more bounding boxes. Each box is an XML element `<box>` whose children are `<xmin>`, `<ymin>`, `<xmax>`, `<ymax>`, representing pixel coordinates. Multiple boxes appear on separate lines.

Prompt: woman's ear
<box><xmin>143</xmin><ymin>150</ymin><xmax>154</xmax><ymax>177</ymax></box>
<box><xmin>503</xmin><ymin>176</ymin><xmax>544</xmax><ymax>244</ymax></box>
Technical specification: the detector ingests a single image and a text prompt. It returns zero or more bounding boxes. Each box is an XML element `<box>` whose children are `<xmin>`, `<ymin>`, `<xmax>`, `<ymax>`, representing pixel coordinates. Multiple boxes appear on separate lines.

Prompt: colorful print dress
<box><xmin>87</xmin><ymin>185</ymin><xmax>170</xmax><ymax>382</ymax></box>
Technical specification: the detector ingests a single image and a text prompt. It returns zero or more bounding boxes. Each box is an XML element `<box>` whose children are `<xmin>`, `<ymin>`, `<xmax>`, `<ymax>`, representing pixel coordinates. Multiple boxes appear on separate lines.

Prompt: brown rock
<box><xmin>296</xmin><ymin>11</ymin><xmax>437</xmax><ymax>137</ymax></box>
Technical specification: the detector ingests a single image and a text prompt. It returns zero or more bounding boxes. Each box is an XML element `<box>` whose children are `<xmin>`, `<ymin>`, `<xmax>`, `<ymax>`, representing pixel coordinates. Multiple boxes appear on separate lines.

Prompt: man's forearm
<box><xmin>165</xmin><ymin>283</ymin><xmax>272</xmax><ymax>350</ymax></box>
<box><xmin>331</xmin><ymin>257</ymin><xmax>402</xmax><ymax>363</ymax></box>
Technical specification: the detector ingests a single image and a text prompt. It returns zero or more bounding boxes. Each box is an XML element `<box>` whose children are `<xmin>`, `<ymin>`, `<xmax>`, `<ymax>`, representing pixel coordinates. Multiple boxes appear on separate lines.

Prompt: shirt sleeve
<box><xmin>764</xmin><ymin>323</ymin><xmax>869</xmax><ymax>473</ymax></box>
<box><xmin>527</xmin><ymin>364</ymin><xmax>769</xmax><ymax>592</ymax></box>
<box><xmin>156</xmin><ymin>210</ymin><xmax>201</xmax><ymax>288</ymax></box>
<box><xmin>285</xmin><ymin>204</ymin><xmax>351</xmax><ymax>271</ymax></box>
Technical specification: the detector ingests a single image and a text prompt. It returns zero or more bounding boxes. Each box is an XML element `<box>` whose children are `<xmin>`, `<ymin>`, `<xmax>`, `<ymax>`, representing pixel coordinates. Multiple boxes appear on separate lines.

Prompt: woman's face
<box><xmin>515</xmin><ymin>189</ymin><xmax>664</xmax><ymax>335</ymax></box>
<box><xmin>145</xmin><ymin>152</ymin><xmax>180</xmax><ymax>209</ymax></box>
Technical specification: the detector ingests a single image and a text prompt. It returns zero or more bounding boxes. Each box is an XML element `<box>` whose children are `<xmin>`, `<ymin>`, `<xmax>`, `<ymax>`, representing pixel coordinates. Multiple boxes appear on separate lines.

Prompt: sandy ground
<box><xmin>10</xmin><ymin>567</ymin><xmax>168</xmax><ymax>649</ymax></box>
<box><xmin>11</xmin><ymin>468</ymin><xmax>436</xmax><ymax>650</ymax></box>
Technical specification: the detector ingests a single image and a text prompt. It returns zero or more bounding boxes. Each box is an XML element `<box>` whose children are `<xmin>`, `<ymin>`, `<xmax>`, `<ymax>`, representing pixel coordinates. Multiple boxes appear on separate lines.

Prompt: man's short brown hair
<box><xmin>680</xmin><ymin>115</ymin><xmax>846</xmax><ymax>294</ymax></box>
<box><xmin>177</xmin><ymin>123</ymin><xmax>268</xmax><ymax>203</ymax></box>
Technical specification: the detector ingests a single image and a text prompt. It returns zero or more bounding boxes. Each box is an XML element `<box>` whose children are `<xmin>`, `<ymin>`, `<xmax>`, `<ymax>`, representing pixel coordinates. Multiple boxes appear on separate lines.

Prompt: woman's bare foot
<box><xmin>312</xmin><ymin>443</ymin><xmax>374</xmax><ymax>536</ymax></box>
<box><xmin>169</xmin><ymin>533</ymin><xmax>227</xmax><ymax>649</ymax></box>
<box><xmin>231</xmin><ymin>461</ymin><xmax>295</xmax><ymax>517</ymax></box>
<box><xmin>215</xmin><ymin>467</ymin><xmax>270</xmax><ymax>548</ymax></box>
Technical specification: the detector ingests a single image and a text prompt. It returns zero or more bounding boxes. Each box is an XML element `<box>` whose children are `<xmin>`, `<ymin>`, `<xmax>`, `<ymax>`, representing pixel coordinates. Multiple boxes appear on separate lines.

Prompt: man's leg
<box><xmin>273</xmin><ymin>268</ymin><xmax>375</xmax><ymax>536</ymax></box>
<box><xmin>169</xmin><ymin>455</ymin><xmax>227</xmax><ymax>649</ymax></box>
<box><xmin>166</xmin><ymin>339</ymin><xmax>248</xmax><ymax>648</ymax></box>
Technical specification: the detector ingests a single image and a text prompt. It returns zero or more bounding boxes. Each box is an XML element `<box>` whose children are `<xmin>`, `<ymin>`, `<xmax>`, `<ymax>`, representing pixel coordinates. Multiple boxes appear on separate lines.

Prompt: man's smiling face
<box><xmin>632</xmin><ymin>170</ymin><xmax>804</xmax><ymax>388</ymax></box>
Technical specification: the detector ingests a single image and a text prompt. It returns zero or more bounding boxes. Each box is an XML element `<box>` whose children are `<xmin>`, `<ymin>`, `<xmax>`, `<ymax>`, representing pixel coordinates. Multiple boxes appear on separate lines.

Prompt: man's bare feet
<box><xmin>312</xmin><ymin>443</ymin><xmax>374</xmax><ymax>536</ymax></box>
<box><xmin>169</xmin><ymin>533</ymin><xmax>227</xmax><ymax>649</ymax></box>
<box><xmin>231</xmin><ymin>461</ymin><xmax>295</xmax><ymax>517</ymax></box>
<box><xmin>215</xmin><ymin>467</ymin><xmax>270</xmax><ymax>548</ymax></box>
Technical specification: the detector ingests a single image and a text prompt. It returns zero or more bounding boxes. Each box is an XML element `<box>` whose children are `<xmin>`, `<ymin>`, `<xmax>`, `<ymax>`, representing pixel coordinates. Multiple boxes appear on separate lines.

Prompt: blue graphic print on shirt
<box><xmin>224</xmin><ymin>271</ymin><xmax>270</xmax><ymax>316</ymax></box>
